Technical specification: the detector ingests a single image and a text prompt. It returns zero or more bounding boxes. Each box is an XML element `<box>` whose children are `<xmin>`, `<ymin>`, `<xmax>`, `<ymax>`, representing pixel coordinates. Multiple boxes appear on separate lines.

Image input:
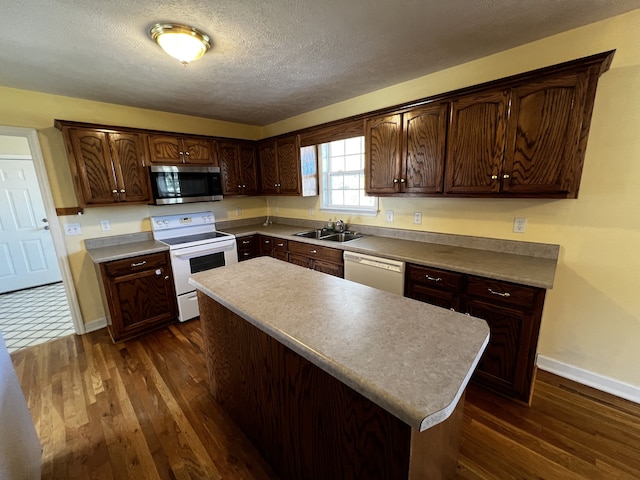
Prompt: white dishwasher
<box><xmin>343</xmin><ymin>251</ymin><xmax>405</xmax><ymax>295</ymax></box>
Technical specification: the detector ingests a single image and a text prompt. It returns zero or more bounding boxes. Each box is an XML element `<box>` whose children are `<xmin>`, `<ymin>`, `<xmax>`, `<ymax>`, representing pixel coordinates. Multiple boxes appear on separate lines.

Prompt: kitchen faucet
<box><xmin>335</xmin><ymin>219</ymin><xmax>345</xmax><ymax>233</ymax></box>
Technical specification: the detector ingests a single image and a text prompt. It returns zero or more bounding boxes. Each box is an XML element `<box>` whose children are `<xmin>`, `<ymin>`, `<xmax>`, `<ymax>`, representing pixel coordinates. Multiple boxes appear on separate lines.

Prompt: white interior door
<box><xmin>0</xmin><ymin>159</ymin><xmax>62</xmax><ymax>293</ymax></box>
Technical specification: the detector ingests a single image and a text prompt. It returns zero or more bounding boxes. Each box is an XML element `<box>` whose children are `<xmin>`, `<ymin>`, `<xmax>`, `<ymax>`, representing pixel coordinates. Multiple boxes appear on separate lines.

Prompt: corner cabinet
<box><xmin>405</xmin><ymin>263</ymin><xmax>545</xmax><ymax>403</ymax></box>
<box><xmin>96</xmin><ymin>251</ymin><xmax>178</xmax><ymax>342</ymax></box>
<box><xmin>259</xmin><ymin>135</ymin><xmax>318</xmax><ymax>196</ymax></box>
<box><xmin>218</xmin><ymin>140</ymin><xmax>259</xmax><ymax>196</ymax></box>
<box><xmin>366</xmin><ymin>102</ymin><xmax>448</xmax><ymax>195</ymax></box>
<box><xmin>57</xmin><ymin>123</ymin><xmax>151</xmax><ymax>207</ymax></box>
<box><xmin>147</xmin><ymin>134</ymin><xmax>216</xmax><ymax>165</ymax></box>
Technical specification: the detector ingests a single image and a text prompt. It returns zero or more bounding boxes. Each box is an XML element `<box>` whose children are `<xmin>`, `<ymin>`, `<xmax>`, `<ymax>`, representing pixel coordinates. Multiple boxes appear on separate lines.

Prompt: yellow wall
<box><xmin>1</xmin><ymin>9</ymin><xmax>639</xmax><ymax>390</ymax></box>
<box><xmin>263</xmin><ymin>10</ymin><xmax>640</xmax><ymax>389</ymax></box>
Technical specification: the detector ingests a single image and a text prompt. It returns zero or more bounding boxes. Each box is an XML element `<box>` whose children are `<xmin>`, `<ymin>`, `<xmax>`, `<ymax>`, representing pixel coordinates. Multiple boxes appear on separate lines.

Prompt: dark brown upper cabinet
<box><xmin>218</xmin><ymin>140</ymin><xmax>259</xmax><ymax>196</ymax></box>
<box><xmin>444</xmin><ymin>89</ymin><xmax>510</xmax><ymax>194</ymax></box>
<box><xmin>59</xmin><ymin>125</ymin><xmax>151</xmax><ymax>207</ymax></box>
<box><xmin>147</xmin><ymin>134</ymin><xmax>216</xmax><ymax>165</ymax></box>
<box><xmin>259</xmin><ymin>135</ymin><xmax>317</xmax><ymax>196</ymax></box>
<box><xmin>366</xmin><ymin>103</ymin><xmax>448</xmax><ymax>196</ymax></box>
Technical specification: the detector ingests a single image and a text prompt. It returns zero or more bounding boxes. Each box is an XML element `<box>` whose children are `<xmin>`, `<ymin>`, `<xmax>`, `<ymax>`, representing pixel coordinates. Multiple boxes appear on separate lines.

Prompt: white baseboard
<box><xmin>83</xmin><ymin>317</ymin><xmax>107</xmax><ymax>333</ymax></box>
<box><xmin>537</xmin><ymin>355</ymin><xmax>640</xmax><ymax>404</ymax></box>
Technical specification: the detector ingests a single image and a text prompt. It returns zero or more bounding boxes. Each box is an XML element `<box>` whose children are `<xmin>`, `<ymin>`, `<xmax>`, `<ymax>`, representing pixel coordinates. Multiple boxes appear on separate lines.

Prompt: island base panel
<box><xmin>199</xmin><ymin>292</ymin><xmax>464</xmax><ymax>480</ymax></box>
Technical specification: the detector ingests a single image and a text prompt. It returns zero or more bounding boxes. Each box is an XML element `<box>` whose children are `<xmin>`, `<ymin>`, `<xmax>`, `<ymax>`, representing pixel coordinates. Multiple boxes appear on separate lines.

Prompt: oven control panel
<box><xmin>151</xmin><ymin>211</ymin><xmax>215</xmax><ymax>231</ymax></box>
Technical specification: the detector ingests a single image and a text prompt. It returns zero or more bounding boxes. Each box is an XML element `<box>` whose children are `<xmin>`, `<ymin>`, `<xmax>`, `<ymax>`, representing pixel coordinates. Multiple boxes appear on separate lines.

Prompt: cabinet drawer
<box><xmin>406</xmin><ymin>263</ymin><xmax>462</xmax><ymax>292</ymax></box>
<box><xmin>466</xmin><ymin>276</ymin><xmax>539</xmax><ymax>308</ymax></box>
<box><xmin>273</xmin><ymin>238</ymin><xmax>288</xmax><ymax>252</ymax></box>
<box><xmin>104</xmin><ymin>252</ymin><xmax>168</xmax><ymax>277</ymax></box>
<box><xmin>288</xmin><ymin>241</ymin><xmax>343</xmax><ymax>263</ymax></box>
<box><xmin>237</xmin><ymin>236</ymin><xmax>257</xmax><ymax>252</ymax></box>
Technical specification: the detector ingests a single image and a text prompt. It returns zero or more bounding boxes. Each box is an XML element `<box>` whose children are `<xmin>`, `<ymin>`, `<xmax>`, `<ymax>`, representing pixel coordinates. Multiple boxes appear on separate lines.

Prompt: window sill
<box><xmin>319</xmin><ymin>207</ymin><xmax>379</xmax><ymax>217</ymax></box>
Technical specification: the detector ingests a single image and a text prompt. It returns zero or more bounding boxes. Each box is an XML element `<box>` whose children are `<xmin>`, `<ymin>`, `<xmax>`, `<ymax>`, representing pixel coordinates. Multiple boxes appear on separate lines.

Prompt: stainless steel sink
<box><xmin>294</xmin><ymin>229</ymin><xmax>364</xmax><ymax>242</ymax></box>
<box><xmin>294</xmin><ymin>229</ymin><xmax>332</xmax><ymax>239</ymax></box>
<box><xmin>321</xmin><ymin>232</ymin><xmax>364</xmax><ymax>242</ymax></box>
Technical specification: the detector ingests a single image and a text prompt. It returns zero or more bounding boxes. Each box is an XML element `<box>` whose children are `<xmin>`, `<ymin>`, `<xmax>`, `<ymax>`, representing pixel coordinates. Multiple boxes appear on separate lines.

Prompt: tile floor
<box><xmin>0</xmin><ymin>282</ymin><xmax>75</xmax><ymax>353</ymax></box>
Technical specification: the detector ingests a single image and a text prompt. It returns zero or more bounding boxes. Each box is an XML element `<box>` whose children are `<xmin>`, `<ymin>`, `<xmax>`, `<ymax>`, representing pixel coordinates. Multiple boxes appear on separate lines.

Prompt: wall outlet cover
<box><xmin>100</xmin><ymin>220</ymin><xmax>111</xmax><ymax>231</ymax></box>
<box><xmin>414</xmin><ymin>212</ymin><xmax>422</xmax><ymax>224</ymax></box>
<box><xmin>386</xmin><ymin>210</ymin><xmax>394</xmax><ymax>222</ymax></box>
<box><xmin>513</xmin><ymin>217</ymin><xmax>527</xmax><ymax>233</ymax></box>
<box><xmin>64</xmin><ymin>223</ymin><xmax>82</xmax><ymax>236</ymax></box>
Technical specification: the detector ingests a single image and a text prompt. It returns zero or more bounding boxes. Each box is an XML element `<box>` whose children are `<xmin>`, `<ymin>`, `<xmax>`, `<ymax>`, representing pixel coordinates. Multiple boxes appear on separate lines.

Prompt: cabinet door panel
<box><xmin>403</xmin><ymin>104</ymin><xmax>448</xmax><ymax>194</ymax></box>
<box><xmin>239</xmin><ymin>143</ymin><xmax>259</xmax><ymax>195</ymax></box>
<box><xmin>503</xmin><ymin>72</ymin><xmax>587</xmax><ymax>195</ymax></box>
<box><xmin>68</xmin><ymin>129</ymin><xmax>118</xmax><ymax>205</ymax></box>
<box><xmin>276</xmin><ymin>136</ymin><xmax>301</xmax><ymax>195</ymax></box>
<box><xmin>219</xmin><ymin>142</ymin><xmax>241</xmax><ymax>195</ymax></box>
<box><xmin>365</xmin><ymin>114</ymin><xmax>402</xmax><ymax>194</ymax></box>
<box><xmin>109</xmin><ymin>132</ymin><xmax>150</xmax><ymax>203</ymax></box>
<box><xmin>313</xmin><ymin>260</ymin><xmax>343</xmax><ymax>278</ymax></box>
<box><xmin>445</xmin><ymin>90</ymin><xmax>509</xmax><ymax>194</ymax></box>
<box><xmin>147</xmin><ymin>135</ymin><xmax>183</xmax><ymax>164</ymax></box>
<box><xmin>288</xmin><ymin>253</ymin><xmax>312</xmax><ymax>269</ymax></box>
<box><xmin>183</xmin><ymin>138</ymin><xmax>214</xmax><ymax>164</ymax></box>
<box><xmin>406</xmin><ymin>283</ymin><xmax>459</xmax><ymax>311</ymax></box>
<box><xmin>259</xmin><ymin>142</ymin><xmax>278</xmax><ymax>194</ymax></box>
<box><xmin>466</xmin><ymin>298</ymin><xmax>533</xmax><ymax>402</ymax></box>
<box><xmin>109</xmin><ymin>267</ymin><xmax>177</xmax><ymax>336</ymax></box>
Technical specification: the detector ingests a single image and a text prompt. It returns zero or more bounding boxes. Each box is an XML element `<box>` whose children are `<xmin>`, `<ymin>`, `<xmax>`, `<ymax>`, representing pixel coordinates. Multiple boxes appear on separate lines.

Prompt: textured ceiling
<box><xmin>1</xmin><ymin>1</ymin><xmax>639</xmax><ymax>126</ymax></box>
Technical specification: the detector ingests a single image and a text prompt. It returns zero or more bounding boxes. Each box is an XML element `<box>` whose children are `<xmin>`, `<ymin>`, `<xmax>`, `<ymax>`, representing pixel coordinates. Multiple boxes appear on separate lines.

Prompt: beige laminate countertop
<box><xmin>85</xmin><ymin>232</ymin><xmax>168</xmax><ymax>263</ymax></box>
<box><xmin>190</xmin><ymin>257</ymin><xmax>490</xmax><ymax>432</ymax></box>
<box><xmin>221</xmin><ymin>223</ymin><xmax>558</xmax><ymax>289</ymax></box>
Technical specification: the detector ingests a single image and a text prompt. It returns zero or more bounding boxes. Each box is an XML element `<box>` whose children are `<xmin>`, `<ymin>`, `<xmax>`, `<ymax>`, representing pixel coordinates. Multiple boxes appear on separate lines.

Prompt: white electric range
<box><xmin>151</xmin><ymin>211</ymin><xmax>238</xmax><ymax>322</ymax></box>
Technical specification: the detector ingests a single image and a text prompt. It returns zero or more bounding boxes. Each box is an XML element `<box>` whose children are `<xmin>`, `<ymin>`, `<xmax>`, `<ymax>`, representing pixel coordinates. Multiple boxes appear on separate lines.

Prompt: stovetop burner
<box><xmin>160</xmin><ymin>231</ymin><xmax>233</xmax><ymax>246</ymax></box>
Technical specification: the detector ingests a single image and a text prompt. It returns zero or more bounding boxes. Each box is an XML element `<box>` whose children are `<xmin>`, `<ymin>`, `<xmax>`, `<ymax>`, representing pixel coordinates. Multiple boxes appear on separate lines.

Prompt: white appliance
<box><xmin>343</xmin><ymin>251</ymin><xmax>405</xmax><ymax>295</ymax></box>
<box><xmin>151</xmin><ymin>211</ymin><xmax>237</xmax><ymax>322</ymax></box>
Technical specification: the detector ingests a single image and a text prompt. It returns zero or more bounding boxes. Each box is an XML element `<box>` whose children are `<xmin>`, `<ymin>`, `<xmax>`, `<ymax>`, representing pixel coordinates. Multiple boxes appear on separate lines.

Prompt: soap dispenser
<box><xmin>327</xmin><ymin>218</ymin><xmax>334</xmax><ymax>231</ymax></box>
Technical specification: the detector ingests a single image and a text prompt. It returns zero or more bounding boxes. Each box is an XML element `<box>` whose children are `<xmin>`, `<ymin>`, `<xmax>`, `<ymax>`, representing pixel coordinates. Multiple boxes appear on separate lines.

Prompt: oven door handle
<box><xmin>171</xmin><ymin>242</ymin><xmax>236</xmax><ymax>258</ymax></box>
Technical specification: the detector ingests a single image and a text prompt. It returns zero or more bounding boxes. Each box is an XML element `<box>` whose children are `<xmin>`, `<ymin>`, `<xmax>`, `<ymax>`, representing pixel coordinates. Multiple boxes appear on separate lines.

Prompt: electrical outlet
<box><xmin>309</xmin><ymin>207</ymin><xmax>315</xmax><ymax>216</ymax></box>
<box><xmin>513</xmin><ymin>217</ymin><xmax>527</xmax><ymax>233</ymax></box>
<box><xmin>64</xmin><ymin>223</ymin><xmax>82</xmax><ymax>236</ymax></box>
<box><xmin>100</xmin><ymin>220</ymin><xmax>111</xmax><ymax>231</ymax></box>
<box><xmin>386</xmin><ymin>210</ymin><xmax>394</xmax><ymax>222</ymax></box>
<box><xmin>414</xmin><ymin>212</ymin><xmax>422</xmax><ymax>224</ymax></box>
<box><xmin>236</xmin><ymin>208</ymin><xmax>242</xmax><ymax>216</ymax></box>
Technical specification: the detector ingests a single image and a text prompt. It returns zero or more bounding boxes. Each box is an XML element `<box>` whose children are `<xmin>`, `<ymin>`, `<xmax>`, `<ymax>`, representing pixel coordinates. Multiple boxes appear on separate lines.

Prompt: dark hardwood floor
<box><xmin>10</xmin><ymin>321</ymin><xmax>640</xmax><ymax>479</ymax></box>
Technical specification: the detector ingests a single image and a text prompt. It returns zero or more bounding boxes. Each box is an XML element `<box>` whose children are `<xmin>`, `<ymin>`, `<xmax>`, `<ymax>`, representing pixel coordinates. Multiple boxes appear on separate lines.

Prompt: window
<box><xmin>319</xmin><ymin>136</ymin><xmax>378</xmax><ymax>215</ymax></box>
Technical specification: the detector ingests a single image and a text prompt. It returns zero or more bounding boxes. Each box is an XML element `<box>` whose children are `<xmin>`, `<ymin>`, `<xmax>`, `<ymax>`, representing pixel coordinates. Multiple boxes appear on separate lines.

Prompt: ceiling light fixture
<box><xmin>150</xmin><ymin>23</ymin><xmax>211</xmax><ymax>65</ymax></box>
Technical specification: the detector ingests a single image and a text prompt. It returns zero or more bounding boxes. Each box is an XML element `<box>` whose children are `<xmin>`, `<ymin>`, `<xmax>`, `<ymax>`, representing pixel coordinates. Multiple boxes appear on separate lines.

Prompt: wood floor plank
<box><xmin>9</xmin><ymin>320</ymin><xmax>640</xmax><ymax>480</ymax></box>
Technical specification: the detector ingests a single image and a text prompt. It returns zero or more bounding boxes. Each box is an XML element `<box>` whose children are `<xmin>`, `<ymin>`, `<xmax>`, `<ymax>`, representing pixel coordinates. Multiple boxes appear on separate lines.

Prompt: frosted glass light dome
<box><xmin>150</xmin><ymin>24</ymin><xmax>211</xmax><ymax>65</ymax></box>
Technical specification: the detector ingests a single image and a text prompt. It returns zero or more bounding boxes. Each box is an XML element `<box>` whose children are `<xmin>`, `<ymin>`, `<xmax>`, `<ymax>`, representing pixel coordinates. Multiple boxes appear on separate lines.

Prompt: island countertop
<box><xmin>190</xmin><ymin>256</ymin><xmax>490</xmax><ymax>432</ymax></box>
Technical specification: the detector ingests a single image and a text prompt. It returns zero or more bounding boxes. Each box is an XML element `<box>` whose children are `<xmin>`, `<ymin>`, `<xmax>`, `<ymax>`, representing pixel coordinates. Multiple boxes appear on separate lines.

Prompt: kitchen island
<box><xmin>190</xmin><ymin>257</ymin><xmax>489</xmax><ymax>479</ymax></box>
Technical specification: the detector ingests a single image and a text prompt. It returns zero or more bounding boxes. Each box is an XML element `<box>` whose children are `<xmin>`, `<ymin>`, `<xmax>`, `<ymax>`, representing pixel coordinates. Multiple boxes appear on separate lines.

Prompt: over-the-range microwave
<box><xmin>149</xmin><ymin>165</ymin><xmax>223</xmax><ymax>205</ymax></box>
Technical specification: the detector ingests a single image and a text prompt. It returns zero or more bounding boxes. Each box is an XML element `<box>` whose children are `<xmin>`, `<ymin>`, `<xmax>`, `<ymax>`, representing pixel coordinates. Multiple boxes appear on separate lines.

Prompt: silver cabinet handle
<box><xmin>491</xmin><ymin>175</ymin><xmax>498</xmax><ymax>180</ymax></box>
<box><xmin>503</xmin><ymin>174</ymin><xmax>510</xmax><ymax>179</ymax></box>
<box><xmin>399</xmin><ymin>178</ymin><xmax>406</xmax><ymax>183</ymax></box>
<box><xmin>131</xmin><ymin>260</ymin><xmax>147</xmax><ymax>267</ymax></box>
<box><xmin>276</xmin><ymin>243</ymin><xmax>284</xmax><ymax>247</ymax></box>
<box><xmin>425</xmin><ymin>275</ymin><xmax>442</xmax><ymax>282</ymax></box>
<box><xmin>242</xmin><ymin>240</ymin><xmax>251</xmax><ymax>244</ymax></box>
<box><xmin>155</xmin><ymin>269</ymin><xmax>162</xmax><ymax>275</ymax></box>
<box><xmin>488</xmin><ymin>288</ymin><xmax>511</xmax><ymax>297</ymax></box>
<box><xmin>309</xmin><ymin>249</ymin><xmax>317</xmax><ymax>254</ymax></box>
<box><xmin>393</xmin><ymin>178</ymin><xmax>399</xmax><ymax>183</ymax></box>
<box><xmin>120</xmin><ymin>189</ymin><xmax>125</xmax><ymax>193</ymax></box>
<box><xmin>112</xmin><ymin>189</ymin><xmax>118</xmax><ymax>194</ymax></box>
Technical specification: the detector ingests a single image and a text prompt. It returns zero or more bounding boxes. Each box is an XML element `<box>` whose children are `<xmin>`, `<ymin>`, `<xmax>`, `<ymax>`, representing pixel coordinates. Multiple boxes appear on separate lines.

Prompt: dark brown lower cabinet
<box><xmin>405</xmin><ymin>263</ymin><xmax>545</xmax><ymax>403</ymax></box>
<box><xmin>237</xmin><ymin>235</ymin><xmax>258</xmax><ymax>262</ymax></box>
<box><xmin>96</xmin><ymin>251</ymin><xmax>178</xmax><ymax>342</ymax></box>
<box><xmin>287</xmin><ymin>240</ymin><xmax>344</xmax><ymax>277</ymax></box>
<box><xmin>259</xmin><ymin>235</ymin><xmax>288</xmax><ymax>260</ymax></box>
